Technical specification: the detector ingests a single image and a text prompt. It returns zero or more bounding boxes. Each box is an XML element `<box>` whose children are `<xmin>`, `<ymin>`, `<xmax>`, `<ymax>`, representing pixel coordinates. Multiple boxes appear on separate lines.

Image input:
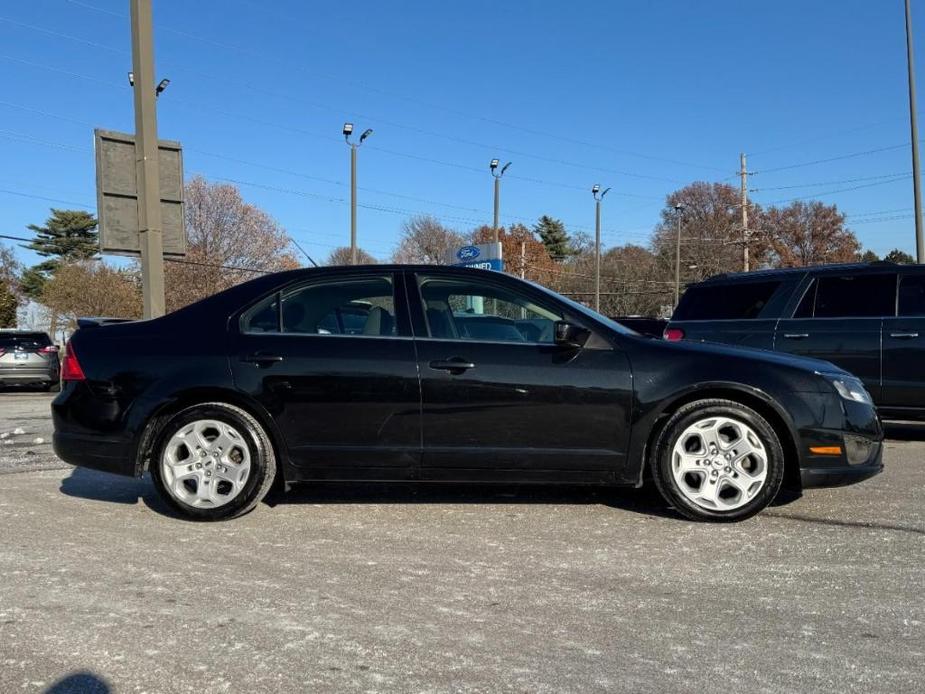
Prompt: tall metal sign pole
<box><xmin>674</xmin><ymin>204</ymin><xmax>684</xmax><ymax>307</ymax></box>
<box><xmin>906</xmin><ymin>0</ymin><xmax>925</xmax><ymax>262</ymax></box>
<box><xmin>343</xmin><ymin>123</ymin><xmax>372</xmax><ymax>265</ymax></box>
<box><xmin>740</xmin><ymin>152</ymin><xmax>750</xmax><ymax>272</ymax></box>
<box><xmin>130</xmin><ymin>0</ymin><xmax>165</xmax><ymax>318</ymax></box>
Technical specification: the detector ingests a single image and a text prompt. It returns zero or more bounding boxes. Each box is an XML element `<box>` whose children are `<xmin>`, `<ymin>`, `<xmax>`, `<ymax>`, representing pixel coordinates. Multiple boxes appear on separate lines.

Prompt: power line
<box><xmin>750</xmin><ymin>172</ymin><xmax>912</xmax><ymax>192</ymax></box>
<box><xmin>753</xmin><ymin>143</ymin><xmax>911</xmax><ymax>175</ymax></box>
<box><xmin>62</xmin><ymin>0</ymin><xmax>727</xmax><ymax>174</ymax></box>
<box><xmin>761</xmin><ymin>176</ymin><xmax>911</xmax><ymax>205</ymax></box>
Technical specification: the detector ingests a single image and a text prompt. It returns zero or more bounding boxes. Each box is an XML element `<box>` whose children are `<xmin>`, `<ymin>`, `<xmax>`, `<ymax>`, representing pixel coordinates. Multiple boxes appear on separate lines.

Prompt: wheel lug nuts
<box><xmin>200</xmin><ymin>450</ymin><xmax>206</xmax><ymax>457</ymax></box>
<box><xmin>724</xmin><ymin>466</ymin><xmax>731</xmax><ymax>472</ymax></box>
<box><xmin>195</xmin><ymin>462</ymin><xmax>202</xmax><ymax>469</ymax></box>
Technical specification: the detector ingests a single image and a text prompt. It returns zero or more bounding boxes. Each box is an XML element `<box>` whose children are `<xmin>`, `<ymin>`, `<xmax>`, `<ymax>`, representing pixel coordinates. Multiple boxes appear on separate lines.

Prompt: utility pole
<box><xmin>674</xmin><ymin>204</ymin><xmax>684</xmax><ymax>306</ymax></box>
<box><xmin>343</xmin><ymin>123</ymin><xmax>373</xmax><ymax>265</ymax></box>
<box><xmin>489</xmin><ymin>159</ymin><xmax>511</xmax><ymax>243</ymax></box>
<box><xmin>740</xmin><ymin>152</ymin><xmax>750</xmax><ymax>272</ymax></box>
<box><xmin>519</xmin><ymin>241</ymin><xmax>526</xmax><ymax>279</ymax></box>
<box><xmin>906</xmin><ymin>0</ymin><xmax>925</xmax><ymax>262</ymax></box>
<box><xmin>592</xmin><ymin>184</ymin><xmax>610</xmax><ymax>313</ymax></box>
<box><xmin>130</xmin><ymin>0</ymin><xmax>165</xmax><ymax>319</ymax></box>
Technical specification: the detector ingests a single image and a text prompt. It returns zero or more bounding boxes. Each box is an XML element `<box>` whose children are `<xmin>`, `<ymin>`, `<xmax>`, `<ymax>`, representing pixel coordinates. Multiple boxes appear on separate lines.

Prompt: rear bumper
<box><xmin>0</xmin><ymin>366</ymin><xmax>57</xmax><ymax>384</ymax></box>
<box><xmin>53</xmin><ymin>430</ymin><xmax>136</xmax><ymax>477</ymax></box>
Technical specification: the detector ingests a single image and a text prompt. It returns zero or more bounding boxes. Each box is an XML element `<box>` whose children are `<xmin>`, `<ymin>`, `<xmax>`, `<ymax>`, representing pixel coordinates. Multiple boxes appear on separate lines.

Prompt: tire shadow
<box><xmin>58</xmin><ymin>466</ymin><xmax>175</xmax><ymax>516</ymax></box>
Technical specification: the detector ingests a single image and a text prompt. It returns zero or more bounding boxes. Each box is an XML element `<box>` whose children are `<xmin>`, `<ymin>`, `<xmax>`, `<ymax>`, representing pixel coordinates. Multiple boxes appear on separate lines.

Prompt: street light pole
<box><xmin>130</xmin><ymin>0</ymin><xmax>165</xmax><ymax>319</ymax></box>
<box><xmin>343</xmin><ymin>123</ymin><xmax>373</xmax><ymax>265</ymax></box>
<box><xmin>674</xmin><ymin>204</ymin><xmax>685</xmax><ymax>307</ymax></box>
<box><xmin>592</xmin><ymin>184</ymin><xmax>610</xmax><ymax>313</ymax></box>
<box><xmin>906</xmin><ymin>0</ymin><xmax>925</xmax><ymax>262</ymax></box>
<box><xmin>489</xmin><ymin>159</ymin><xmax>511</xmax><ymax>244</ymax></box>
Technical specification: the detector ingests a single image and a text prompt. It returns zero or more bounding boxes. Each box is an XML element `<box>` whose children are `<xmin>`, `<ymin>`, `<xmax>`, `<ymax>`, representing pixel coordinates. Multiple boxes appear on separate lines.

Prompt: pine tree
<box><xmin>20</xmin><ymin>209</ymin><xmax>99</xmax><ymax>300</ymax></box>
<box><xmin>884</xmin><ymin>248</ymin><xmax>915</xmax><ymax>264</ymax></box>
<box><xmin>0</xmin><ymin>280</ymin><xmax>16</xmax><ymax>328</ymax></box>
<box><xmin>533</xmin><ymin>215</ymin><xmax>571</xmax><ymax>260</ymax></box>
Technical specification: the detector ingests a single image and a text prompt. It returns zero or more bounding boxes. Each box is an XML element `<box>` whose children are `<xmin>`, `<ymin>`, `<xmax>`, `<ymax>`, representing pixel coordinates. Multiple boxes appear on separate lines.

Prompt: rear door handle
<box><xmin>241</xmin><ymin>352</ymin><xmax>284</xmax><ymax>365</ymax></box>
<box><xmin>889</xmin><ymin>332</ymin><xmax>919</xmax><ymax>339</ymax></box>
<box><xmin>429</xmin><ymin>358</ymin><xmax>475</xmax><ymax>374</ymax></box>
<box><xmin>783</xmin><ymin>333</ymin><xmax>809</xmax><ymax>339</ymax></box>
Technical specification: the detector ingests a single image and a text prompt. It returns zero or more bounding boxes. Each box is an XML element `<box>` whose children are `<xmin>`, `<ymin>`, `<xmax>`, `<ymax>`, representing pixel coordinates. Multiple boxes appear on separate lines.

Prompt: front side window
<box><xmin>418</xmin><ymin>275</ymin><xmax>562</xmax><ymax>343</ymax></box>
<box><xmin>241</xmin><ymin>276</ymin><xmax>399</xmax><ymax>336</ymax></box>
<box><xmin>898</xmin><ymin>274</ymin><xmax>925</xmax><ymax>316</ymax></box>
<box><xmin>813</xmin><ymin>274</ymin><xmax>896</xmax><ymax>318</ymax></box>
<box><xmin>673</xmin><ymin>281</ymin><xmax>781</xmax><ymax>321</ymax></box>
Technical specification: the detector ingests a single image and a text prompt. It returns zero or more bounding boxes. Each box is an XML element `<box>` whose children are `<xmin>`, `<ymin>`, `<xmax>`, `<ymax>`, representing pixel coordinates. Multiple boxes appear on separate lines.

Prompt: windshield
<box><xmin>525</xmin><ymin>280</ymin><xmax>639</xmax><ymax>336</ymax></box>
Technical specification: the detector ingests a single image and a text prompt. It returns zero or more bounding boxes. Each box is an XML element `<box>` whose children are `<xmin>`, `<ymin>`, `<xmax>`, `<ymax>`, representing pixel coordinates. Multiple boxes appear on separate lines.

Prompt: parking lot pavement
<box><xmin>0</xmin><ymin>392</ymin><xmax>62</xmax><ymax>475</ymax></box>
<box><xmin>0</xmin><ymin>394</ymin><xmax>922</xmax><ymax>693</ymax></box>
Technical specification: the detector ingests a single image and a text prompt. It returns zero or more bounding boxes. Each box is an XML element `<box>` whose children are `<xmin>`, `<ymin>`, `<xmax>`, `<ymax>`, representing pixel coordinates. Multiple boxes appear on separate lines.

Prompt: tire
<box><xmin>150</xmin><ymin>402</ymin><xmax>277</xmax><ymax>521</ymax></box>
<box><xmin>650</xmin><ymin>399</ymin><xmax>785</xmax><ymax>522</ymax></box>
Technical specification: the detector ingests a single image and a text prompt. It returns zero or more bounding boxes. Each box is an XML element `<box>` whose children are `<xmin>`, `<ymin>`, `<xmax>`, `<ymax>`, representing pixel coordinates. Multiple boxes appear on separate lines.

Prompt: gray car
<box><xmin>0</xmin><ymin>331</ymin><xmax>60</xmax><ymax>391</ymax></box>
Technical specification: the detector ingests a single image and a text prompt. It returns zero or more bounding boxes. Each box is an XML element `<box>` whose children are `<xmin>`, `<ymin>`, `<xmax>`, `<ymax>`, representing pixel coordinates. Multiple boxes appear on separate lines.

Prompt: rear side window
<box><xmin>813</xmin><ymin>274</ymin><xmax>896</xmax><ymax>318</ymax></box>
<box><xmin>898</xmin><ymin>274</ymin><xmax>925</xmax><ymax>316</ymax></box>
<box><xmin>673</xmin><ymin>281</ymin><xmax>781</xmax><ymax>321</ymax></box>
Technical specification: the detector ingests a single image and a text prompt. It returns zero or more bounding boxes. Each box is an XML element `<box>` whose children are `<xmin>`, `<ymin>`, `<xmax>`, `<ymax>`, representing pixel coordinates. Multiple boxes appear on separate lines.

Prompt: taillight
<box><xmin>60</xmin><ymin>342</ymin><xmax>86</xmax><ymax>381</ymax></box>
<box><xmin>663</xmin><ymin>327</ymin><xmax>685</xmax><ymax>342</ymax></box>
<box><xmin>38</xmin><ymin>345</ymin><xmax>59</xmax><ymax>355</ymax></box>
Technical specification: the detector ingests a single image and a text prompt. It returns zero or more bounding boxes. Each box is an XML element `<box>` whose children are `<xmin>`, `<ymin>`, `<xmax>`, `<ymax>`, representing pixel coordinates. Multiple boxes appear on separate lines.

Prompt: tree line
<box><xmin>0</xmin><ymin>175</ymin><xmax>916</xmax><ymax>332</ymax></box>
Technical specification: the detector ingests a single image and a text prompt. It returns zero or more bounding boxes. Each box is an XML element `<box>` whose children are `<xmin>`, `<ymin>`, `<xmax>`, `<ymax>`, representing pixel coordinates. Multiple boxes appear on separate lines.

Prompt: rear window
<box><xmin>0</xmin><ymin>333</ymin><xmax>52</xmax><ymax>349</ymax></box>
<box><xmin>673</xmin><ymin>281</ymin><xmax>781</xmax><ymax>321</ymax></box>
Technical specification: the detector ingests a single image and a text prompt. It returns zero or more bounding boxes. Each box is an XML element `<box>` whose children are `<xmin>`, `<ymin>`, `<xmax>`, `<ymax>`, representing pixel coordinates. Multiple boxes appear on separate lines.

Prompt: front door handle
<box><xmin>429</xmin><ymin>358</ymin><xmax>475</xmax><ymax>374</ymax></box>
<box><xmin>241</xmin><ymin>352</ymin><xmax>284</xmax><ymax>365</ymax></box>
<box><xmin>889</xmin><ymin>332</ymin><xmax>920</xmax><ymax>339</ymax></box>
<box><xmin>783</xmin><ymin>333</ymin><xmax>809</xmax><ymax>339</ymax></box>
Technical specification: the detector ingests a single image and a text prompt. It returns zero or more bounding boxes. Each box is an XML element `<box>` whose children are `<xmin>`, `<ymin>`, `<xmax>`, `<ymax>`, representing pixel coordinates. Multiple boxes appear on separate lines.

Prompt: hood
<box><xmin>643</xmin><ymin>336</ymin><xmax>846</xmax><ymax>375</ymax></box>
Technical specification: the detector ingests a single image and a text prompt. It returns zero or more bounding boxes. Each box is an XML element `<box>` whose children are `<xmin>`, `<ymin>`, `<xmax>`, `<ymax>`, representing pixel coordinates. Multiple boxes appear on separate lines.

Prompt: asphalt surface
<box><xmin>0</xmin><ymin>392</ymin><xmax>923</xmax><ymax>693</ymax></box>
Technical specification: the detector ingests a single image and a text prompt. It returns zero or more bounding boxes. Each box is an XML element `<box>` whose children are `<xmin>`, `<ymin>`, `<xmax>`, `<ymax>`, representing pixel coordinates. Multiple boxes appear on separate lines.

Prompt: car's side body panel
<box><xmin>52</xmin><ymin>265</ymin><xmax>883</xmax><ymax>496</ymax></box>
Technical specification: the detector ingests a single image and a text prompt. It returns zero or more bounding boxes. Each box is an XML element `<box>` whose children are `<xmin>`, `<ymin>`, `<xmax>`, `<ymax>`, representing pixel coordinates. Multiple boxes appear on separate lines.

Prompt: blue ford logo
<box><xmin>457</xmin><ymin>245</ymin><xmax>480</xmax><ymax>260</ymax></box>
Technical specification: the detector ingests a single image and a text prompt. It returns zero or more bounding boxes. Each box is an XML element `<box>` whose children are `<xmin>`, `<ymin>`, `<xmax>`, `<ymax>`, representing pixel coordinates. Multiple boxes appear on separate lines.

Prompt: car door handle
<box><xmin>783</xmin><ymin>333</ymin><xmax>809</xmax><ymax>339</ymax></box>
<box><xmin>241</xmin><ymin>352</ymin><xmax>284</xmax><ymax>365</ymax></box>
<box><xmin>889</xmin><ymin>332</ymin><xmax>919</xmax><ymax>339</ymax></box>
<box><xmin>429</xmin><ymin>358</ymin><xmax>475</xmax><ymax>374</ymax></box>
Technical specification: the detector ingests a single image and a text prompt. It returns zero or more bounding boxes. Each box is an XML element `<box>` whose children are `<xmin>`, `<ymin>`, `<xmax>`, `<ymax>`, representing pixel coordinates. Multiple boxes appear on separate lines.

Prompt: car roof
<box><xmin>696</xmin><ymin>261</ymin><xmax>903</xmax><ymax>285</ymax></box>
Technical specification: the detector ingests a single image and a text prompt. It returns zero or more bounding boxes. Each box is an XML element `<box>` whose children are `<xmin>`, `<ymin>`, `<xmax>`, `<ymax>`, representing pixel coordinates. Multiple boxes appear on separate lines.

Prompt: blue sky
<box><xmin>0</xmin><ymin>0</ymin><xmax>921</xmax><ymax>269</ymax></box>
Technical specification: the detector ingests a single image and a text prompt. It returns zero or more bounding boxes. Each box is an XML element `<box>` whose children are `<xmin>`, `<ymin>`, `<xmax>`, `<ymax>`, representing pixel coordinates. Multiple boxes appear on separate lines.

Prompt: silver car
<box><xmin>0</xmin><ymin>331</ymin><xmax>60</xmax><ymax>391</ymax></box>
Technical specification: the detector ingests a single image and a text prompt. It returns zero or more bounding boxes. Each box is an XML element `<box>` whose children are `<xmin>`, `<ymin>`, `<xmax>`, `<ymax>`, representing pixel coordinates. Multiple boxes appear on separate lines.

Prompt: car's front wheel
<box><xmin>651</xmin><ymin>399</ymin><xmax>785</xmax><ymax>522</ymax></box>
<box><xmin>150</xmin><ymin>402</ymin><xmax>276</xmax><ymax>521</ymax></box>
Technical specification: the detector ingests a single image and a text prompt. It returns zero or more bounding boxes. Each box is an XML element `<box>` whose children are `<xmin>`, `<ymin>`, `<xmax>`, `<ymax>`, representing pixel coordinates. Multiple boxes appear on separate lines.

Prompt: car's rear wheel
<box><xmin>651</xmin><ymin>399</ymin><xmax>784</xmax><ymax>522</ymax></box>
<box><xmin>150</xmin><ymin>402</ymin><xmax>276</xmax><ymax>521</ymax></box>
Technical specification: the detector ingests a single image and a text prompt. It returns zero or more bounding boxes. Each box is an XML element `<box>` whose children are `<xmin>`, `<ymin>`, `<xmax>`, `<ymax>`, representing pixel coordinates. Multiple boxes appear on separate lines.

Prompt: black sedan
<box><xmin>52</xmin><ymin>265</ymin><xmax>883</xmax><ymax>522</ymax></box>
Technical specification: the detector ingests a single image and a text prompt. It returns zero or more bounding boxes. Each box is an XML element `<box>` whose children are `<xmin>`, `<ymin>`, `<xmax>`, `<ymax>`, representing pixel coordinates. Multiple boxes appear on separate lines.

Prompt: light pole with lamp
<box><xmin>592</xmin><ymin>184</ymin><xmax>610</xmax><ymax>313</ymax></box>
<box><xmin>343</xmin><ymin>123</ymin><xmax>373</xmax><ymax>265</ymax></box>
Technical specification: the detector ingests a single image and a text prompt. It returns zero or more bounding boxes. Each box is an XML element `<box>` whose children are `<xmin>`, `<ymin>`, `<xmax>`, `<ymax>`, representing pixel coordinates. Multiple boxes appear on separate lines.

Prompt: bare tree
<box><xmin>651</xmin><ymin>182</ymin><xmax>767</xmax><ymax>279</ymax></box>
<box><xmin>327</xmin><ymin>246</ymin><xmax>378</xmax><ymax>265</ymax></box>
<box><xmin>164</xmin><ymin>177</ymin><xmax>299</xmax><ymax>312</ymax></box>
<box><xmin>762</xmin><ymin>201</ymin><xmax>860</xmax><ymax>267</ymax></box>
<box><xmin>41</xmin><ymin>261</ymin><xmax>142</xmax><ymax>330</ymax></box>
<box><xmin>392</xmin><ymin>215</ymin><xmax>466</xmax><ymax>264</ymax></box>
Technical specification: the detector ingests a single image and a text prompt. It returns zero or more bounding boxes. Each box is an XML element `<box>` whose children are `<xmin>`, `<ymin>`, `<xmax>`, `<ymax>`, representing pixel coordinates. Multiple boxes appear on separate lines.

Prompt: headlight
<box><xmin>817</xmin><ymin>372</ymin><xmax>873</xmax><ymax>405</ymax></box>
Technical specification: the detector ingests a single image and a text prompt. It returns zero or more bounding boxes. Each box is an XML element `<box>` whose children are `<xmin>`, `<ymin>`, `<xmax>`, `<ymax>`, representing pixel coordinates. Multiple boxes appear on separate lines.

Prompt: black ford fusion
<box><xmin>52</xmin><ymin>265</ymin><xmax>883</xmax><ymax>522</ymax></box>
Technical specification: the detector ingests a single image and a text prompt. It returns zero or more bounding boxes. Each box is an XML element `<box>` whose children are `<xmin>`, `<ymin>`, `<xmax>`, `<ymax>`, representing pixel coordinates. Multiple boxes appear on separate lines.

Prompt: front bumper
<box><xmin>800</xmin><ymin>441</ymin><xmax>883</xmax><ymax>488</ymax></box>
<box><xmin>797</xmin><ymin>397</ymin><xmax>883</xmax><ymax>489</ymax></box>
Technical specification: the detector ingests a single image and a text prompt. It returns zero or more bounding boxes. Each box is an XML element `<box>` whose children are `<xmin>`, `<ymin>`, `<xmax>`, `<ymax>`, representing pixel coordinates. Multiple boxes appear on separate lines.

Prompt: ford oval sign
<box><xmin>457</xmin><ymin>245</ymin><xmax>481</xmax><ymax>261</ymax></box>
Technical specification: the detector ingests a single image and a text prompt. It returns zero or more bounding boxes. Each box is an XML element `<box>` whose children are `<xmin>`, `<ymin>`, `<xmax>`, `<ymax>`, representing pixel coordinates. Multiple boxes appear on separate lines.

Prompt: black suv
<box><xmin>665</xmin><ymin>261</ymin><xmax>925</xmax><ymax>420</ymax></box>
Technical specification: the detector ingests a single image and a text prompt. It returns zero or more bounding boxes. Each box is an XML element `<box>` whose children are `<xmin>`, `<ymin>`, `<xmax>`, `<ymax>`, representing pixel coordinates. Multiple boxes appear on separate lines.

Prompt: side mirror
<box><xmin>554</xmin><ymin>321</ymin><xmax>590</xmax><ymax>349</ymax></box>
